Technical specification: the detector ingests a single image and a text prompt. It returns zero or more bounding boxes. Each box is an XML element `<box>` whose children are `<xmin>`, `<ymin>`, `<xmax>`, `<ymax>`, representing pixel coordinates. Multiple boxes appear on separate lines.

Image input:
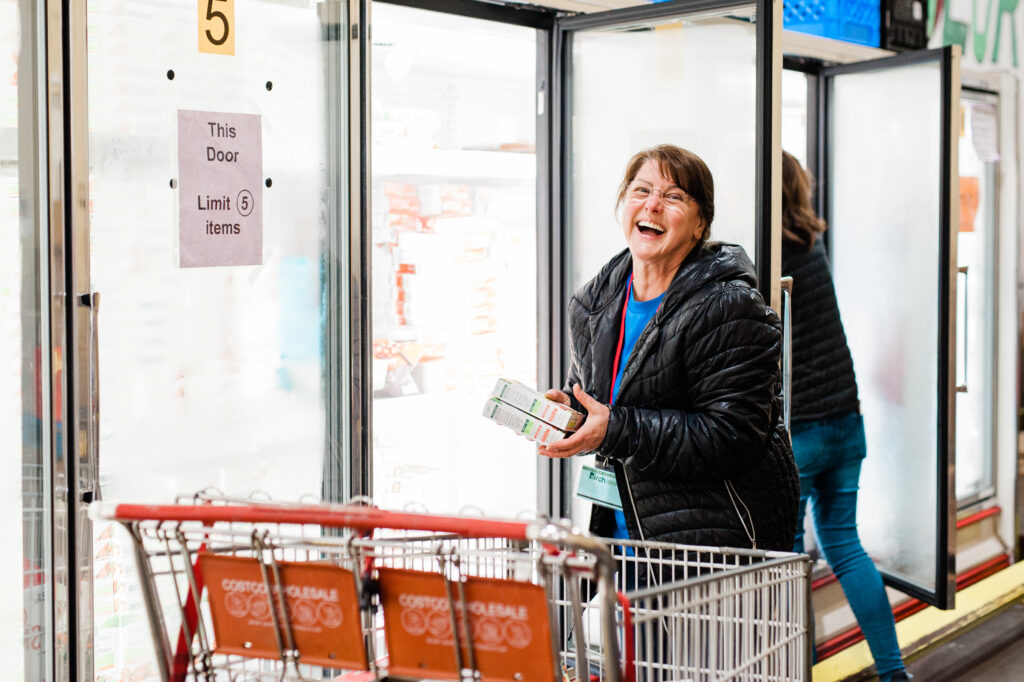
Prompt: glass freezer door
<box><xmin>823</xmin><ymin>47</ymin><xmax>960</xmax><ymax>609</ymax></box>
<box><xmin>556</xmin><ymin>0</ymin><xmax>779</xmax><ymax>301</ymax></box>
<box><xmin>554</xmin><ymin>0</ymin><xmax>780</xmax><ymax>523</ymax></box>
<box><xmin>82</xmin><ymin>1</ymin><xmax>355</xmax><ymax>678</ymax></box>
<box><xmin>369</xmin><ymin>2</ymin><xmax>543</xmax><ymax>518</ymax></box>
<box><xmin>4</xmin><ymin>0</ymin><xmax>55</xmax><ymax>677</ymax></box>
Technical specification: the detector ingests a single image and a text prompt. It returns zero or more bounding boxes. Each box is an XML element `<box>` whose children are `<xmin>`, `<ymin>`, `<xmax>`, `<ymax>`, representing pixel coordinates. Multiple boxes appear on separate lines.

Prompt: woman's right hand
<box><xmin>538</xmin><ymin>385</ymin><xmax>609</xmax><ymax>459</ymax></box>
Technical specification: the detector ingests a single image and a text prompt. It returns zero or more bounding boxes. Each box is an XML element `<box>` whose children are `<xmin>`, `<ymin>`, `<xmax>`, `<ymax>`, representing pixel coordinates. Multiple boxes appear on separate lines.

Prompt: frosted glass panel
<box><xmin>1</xmin><ymin>3</ymin><xmax>26</xmax><ymax>676</ymax></box>
<box><xmin>830</xmin><ymin>61</ymin><xmax>943</xmax><ymax>591</ymax></box>
<box><xmin>89</xmin><ymin>0</ymin><xmax>335</xmax><ymax>501</ymax></box>
<box><xmin>3</xmin><ymin>0</ymin><xmax>50</xmax><ymax>678</ymax></box>
<box><xmin>370</xmin><ymin>4</ymin><xmax>539</xmax><ymax>517</ymax></box>
<box><xmin>87</xmin><ymin>1</ymin><xmax>342</xmax><ymax>678</ymax></box>
<box><xmin>570</xmin><ymin>10</ymin><xmax>758</xmax><ymax>288</ymax></box>
<box><xmin>781</xmin><ymin>68</ymin><xmax>808</xmax><ymax>166</ymax></box>
<box><xmin>954</xmin><ymin>96</ymin><xmax>997</xmax><ymax>502</ymax></box>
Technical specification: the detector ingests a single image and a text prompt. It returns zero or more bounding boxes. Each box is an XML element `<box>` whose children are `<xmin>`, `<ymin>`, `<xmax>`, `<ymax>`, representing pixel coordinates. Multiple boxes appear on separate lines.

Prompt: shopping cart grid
<box><xmin>90</xmin><ymin>497</ymin><xmax>810</xmax><ymax>682</ymax></box>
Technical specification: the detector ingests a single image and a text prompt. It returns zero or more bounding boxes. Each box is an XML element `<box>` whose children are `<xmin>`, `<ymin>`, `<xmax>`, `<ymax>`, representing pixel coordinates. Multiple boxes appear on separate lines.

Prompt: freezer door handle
<box><xmin>780</xmin><ymin>276</ymin><xmax>793</xmax><ymax>430</ymax></box>
<box><xmin>80</xmin><ymin>291</ymin><xmax>101</xmax><ymax>502</ymax></box>
<box><xmin>956</xmin><ymin>266</ymin><xmax>968</xmax><ymax>394</ymax></box>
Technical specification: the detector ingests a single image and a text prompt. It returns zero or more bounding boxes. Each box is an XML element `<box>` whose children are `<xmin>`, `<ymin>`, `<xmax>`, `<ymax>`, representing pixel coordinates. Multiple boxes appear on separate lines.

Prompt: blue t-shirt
<box><xmin>611</xmin><ymin>286</ymin><xmax>665</xmax><ymax>541</ymax></box>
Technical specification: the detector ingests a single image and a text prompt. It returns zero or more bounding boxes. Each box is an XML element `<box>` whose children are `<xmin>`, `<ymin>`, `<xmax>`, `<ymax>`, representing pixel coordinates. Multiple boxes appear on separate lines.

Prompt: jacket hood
<box><xmin>576</xmin><ymin>241</ymin><xmax>758</xmax><ymax>316</ymax></box>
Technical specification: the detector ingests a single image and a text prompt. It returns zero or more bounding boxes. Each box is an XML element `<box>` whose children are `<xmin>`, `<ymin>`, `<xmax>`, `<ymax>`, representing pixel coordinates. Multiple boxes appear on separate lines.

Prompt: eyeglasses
<box><xmin>626</xmin><ymin>181</ymin><xmax>692</xmax><ymax>209</ymax></box>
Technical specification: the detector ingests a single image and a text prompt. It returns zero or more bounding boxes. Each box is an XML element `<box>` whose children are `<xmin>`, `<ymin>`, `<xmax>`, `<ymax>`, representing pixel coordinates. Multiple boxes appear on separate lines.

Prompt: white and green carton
<box><xmin>488</xmin><ymin>378</ymin><xmax>583</xmax><ymax>432</ymax></box>
<box><xmin>482</xmin><ymin>398</ymin><xmax>568</xmax><ymax>445</ymax></box>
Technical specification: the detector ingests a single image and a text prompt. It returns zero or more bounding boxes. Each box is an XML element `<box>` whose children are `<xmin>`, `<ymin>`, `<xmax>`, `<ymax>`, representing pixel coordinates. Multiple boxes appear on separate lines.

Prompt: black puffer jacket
<box><xmin>565</xmin><ymin>243</ymin><xmax>799</xmax><ymax>551</ymax></box>
<box><xmin>782</xmin><ymin>238</ymin><xmax>859</xmax><ymax>422</ymax></box>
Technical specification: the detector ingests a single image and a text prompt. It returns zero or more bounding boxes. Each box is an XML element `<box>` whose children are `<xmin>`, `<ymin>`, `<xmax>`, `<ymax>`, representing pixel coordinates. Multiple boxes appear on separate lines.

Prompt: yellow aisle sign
<box><xmin>198</xmin><ymin>0</ymin><xmax>234</xmax><ymax>55</ymax></box>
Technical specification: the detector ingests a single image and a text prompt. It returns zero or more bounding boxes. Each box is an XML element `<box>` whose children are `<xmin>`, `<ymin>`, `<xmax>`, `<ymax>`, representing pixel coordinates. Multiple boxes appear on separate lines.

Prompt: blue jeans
<box><xmin>792</xmin><ymin>412</ymin><xmax>904</xmax><ymax>678</ymax></box>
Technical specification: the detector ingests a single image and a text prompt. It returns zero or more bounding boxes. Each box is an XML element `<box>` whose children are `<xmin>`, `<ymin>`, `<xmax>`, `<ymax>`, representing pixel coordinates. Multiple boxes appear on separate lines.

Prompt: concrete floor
<box><xmin>905</xmin><ymin>600</ymin><xmax>1024</xmax><ymax>682</ymax></box>
<box><xmin>950</xmin><ymin>631</ymin><xmax>1024</xmax><ymax>681</ymax></box>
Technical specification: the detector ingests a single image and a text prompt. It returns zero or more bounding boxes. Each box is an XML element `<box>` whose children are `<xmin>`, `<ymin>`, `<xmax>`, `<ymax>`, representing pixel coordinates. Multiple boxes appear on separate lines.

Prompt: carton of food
<box><xmin>482</xmin><ymin>398</ymin><xmax>567</xmax><ymax>445</ymax></box>
<box><xmin>489</xmin><ymin>378</ymin><xmax>583</xmax><ymax>432</ymax></box>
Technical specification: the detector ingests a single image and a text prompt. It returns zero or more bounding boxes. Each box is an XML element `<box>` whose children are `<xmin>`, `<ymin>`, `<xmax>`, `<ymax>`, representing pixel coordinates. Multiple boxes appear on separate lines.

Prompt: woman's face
<box><xmin>620</xmin><ymin>159</ymin><xmax>704</xmax><ymax>269</ymax></box>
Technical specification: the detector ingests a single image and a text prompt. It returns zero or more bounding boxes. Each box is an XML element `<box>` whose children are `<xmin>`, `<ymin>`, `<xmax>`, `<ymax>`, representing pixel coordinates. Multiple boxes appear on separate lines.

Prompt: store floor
<box><xmin>904</xmin><ymin>599</ymin><xmax>1024</xmax><ymax>682</ymax></box>
<box><xmin>951</xmin><ymin>640</ymin><xmax>1024</xmax><ymax>681</ymax></box>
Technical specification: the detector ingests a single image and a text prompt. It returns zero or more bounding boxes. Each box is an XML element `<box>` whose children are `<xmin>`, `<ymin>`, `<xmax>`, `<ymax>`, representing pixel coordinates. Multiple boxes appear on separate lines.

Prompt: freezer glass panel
<box><xmin>3</xmin><ymin>0</ymin><xmax>50</xmax><ymax>678</ymax></box>
<box><xmin>830</xmin><ymin>61</ymin><xmax>942</xmax><ymax>591</ymax></box>
<box><xmin>370</xmin><ymin>3</ymin><xmax>539</xmax><ymax>516</ymax></box>
<box><xmin>780</xmin><ymin>66</ymin><xmax>817</xmax><ymax>555</ymax></box>
<box><xmin>570</xmin><ymin>8</ymin><xmax>758</xmax><ymax>288</ymax></box>
<box><xmin>955</xmin><ymin>95</ymin><xmax>997</xmax><ymax>502</ymax></box>
<box><xmin>567</xmin><ymin>7</ymin><xmax>759</xmax><ymax>525</ymax></box>
<box><xmin>87</xmin><ymin>1</ymin><xmax>344</xmax><ymax>678</ymax></box>
<box><xmin>781</xmin><ymin>68</ymin><xmax>808</xmax><ymax>166</ymax></box>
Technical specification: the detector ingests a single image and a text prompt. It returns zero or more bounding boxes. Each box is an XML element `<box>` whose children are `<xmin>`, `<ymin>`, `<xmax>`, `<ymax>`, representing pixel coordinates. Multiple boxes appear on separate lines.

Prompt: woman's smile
<box><xmin>635</xmin><ymin>219</ymin><xmax>666</xmax><ymax>236</ymax></box>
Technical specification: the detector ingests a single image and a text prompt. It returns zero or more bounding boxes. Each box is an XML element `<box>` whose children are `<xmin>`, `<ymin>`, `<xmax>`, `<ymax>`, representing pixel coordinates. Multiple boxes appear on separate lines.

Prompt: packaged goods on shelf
<box><xmin>382</xmin><ymin>192</ymin><xmax>421</xmax><ymax>215</ymax></box>
<box><xmin>380</xmin><ymin>182</ymin><xmax>419</xmax><ymax>199</ymax></box>
<box><xmin>482</xmin><ymin>397</ymin><xmax>567</xmax><ymax>445</ymax></box>
<box><xmin>470</xmin><ymin>297</ymin><xmax>498</xmax><ymax>320</ymax></box>
<box><xmin>399</xmin><ymin>270</ymin><xmax>497</xmax><ymax>332</ymax></box>
<box><xmin>470</xmin><ymin>315</ymin><xmax>498</xmax><ymax>335</ymax></box>
<box><xmin>489</xmin><ymin>377</ymin><xmax>583</xmax><ymax>431</ymax></box>
<box><xmin>387</xmin><ymin>211</ymin><xmax>420</xmax><ymax>232</ymax></box>
<box><xmin>468</xmin><ymin>278</ymin><xmax>497</xmax><ymax>306</ymax></box>
<box><xmin>440</xmin><ymin>184</ymin><xmax>473</xmax><ymax>217</ymax></box>
<box><xmin>375</xmin><ymin>182</ymin><xmax>423</xmax><ymax>244</ymax></box>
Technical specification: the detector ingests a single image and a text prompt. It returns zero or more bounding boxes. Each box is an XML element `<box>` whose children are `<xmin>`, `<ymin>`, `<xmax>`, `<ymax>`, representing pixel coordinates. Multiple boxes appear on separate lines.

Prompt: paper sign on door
<box><xmin>378</xmin><ymin>567</ymin><xmax>555</xmax><ymax>681</ymax></box>
<box><xmin>199</xmin><ymin>554</ymin><xmax>368</xmax><ymax>670</ymax></box>
<box><xmin>177</xmin><ymin>109</ymin><xmax>262</xmax><ymax>267</ymax></box>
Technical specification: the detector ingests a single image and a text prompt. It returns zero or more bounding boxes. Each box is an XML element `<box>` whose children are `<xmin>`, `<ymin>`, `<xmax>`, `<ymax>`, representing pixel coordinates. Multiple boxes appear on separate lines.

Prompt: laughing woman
<box><xmin>540</xmin><ymin>144</ymin><xmax>799</xmax><ymax>552</ymax></box>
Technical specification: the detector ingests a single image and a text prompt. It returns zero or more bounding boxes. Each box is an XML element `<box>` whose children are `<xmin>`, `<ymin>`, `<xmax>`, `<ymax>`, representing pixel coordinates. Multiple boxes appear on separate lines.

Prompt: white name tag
<box><xmin>575</xmin><ymin>464</ymin><xmax>622</xmax><ymax>511</ymax></box>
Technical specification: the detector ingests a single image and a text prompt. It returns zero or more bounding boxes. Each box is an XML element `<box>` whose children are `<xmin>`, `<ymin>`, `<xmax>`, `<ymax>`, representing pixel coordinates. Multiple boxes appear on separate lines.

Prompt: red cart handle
<box><xmin>91</xmin><ymin>501</ymin><xmax>537</xmax><ymax>540</ymax></box>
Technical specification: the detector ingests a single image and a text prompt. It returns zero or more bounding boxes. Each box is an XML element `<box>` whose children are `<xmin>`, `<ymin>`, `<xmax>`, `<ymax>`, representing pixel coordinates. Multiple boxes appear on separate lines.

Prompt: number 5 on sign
<box><xmin>198</xmin><ymin>0</ymin><xmax>234</xmax><ymax>55</ymax></box>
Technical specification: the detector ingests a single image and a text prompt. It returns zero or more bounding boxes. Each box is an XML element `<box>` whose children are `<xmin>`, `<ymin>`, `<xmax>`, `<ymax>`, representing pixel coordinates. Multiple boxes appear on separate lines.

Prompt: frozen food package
<box><xmin>489</xmin><ymin>378</ymin><xmax>583</xmax><ymax>431</ymax></box>
<box><xmin>482</xmin><ymin>398</ymin><xmax>567</xmax><ymax>445</ymax></box>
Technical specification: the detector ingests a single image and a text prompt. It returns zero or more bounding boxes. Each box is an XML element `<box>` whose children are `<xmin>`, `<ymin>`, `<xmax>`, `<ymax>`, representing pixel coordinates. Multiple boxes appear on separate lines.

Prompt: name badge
<box><xmin>575</xmin><ymin>464</ymin><xmax>622</xmax><ymax>510</ymax></box>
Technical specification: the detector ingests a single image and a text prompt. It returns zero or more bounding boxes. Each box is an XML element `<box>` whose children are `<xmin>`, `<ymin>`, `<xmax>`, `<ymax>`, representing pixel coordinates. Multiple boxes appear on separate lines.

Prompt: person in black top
<box><xmin>537</xmin><ymin>144</ymin><xmax>798</xmax><ymax>553</ymax></box>
<box><xmin>782</xmin><ymin>150</ymin><xmax>909</xmax><ymax>681</ymax></box>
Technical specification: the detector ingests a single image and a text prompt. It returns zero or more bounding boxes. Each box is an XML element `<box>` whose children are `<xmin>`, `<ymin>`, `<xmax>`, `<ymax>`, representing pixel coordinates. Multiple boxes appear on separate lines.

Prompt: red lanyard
<box><xmin>608</xmin><ymin>274</ymin><xmax>633</xmax><ymax>405</ymax></box>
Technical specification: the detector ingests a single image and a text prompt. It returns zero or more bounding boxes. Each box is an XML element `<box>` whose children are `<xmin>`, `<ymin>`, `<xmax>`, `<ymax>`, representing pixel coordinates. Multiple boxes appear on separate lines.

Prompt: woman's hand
<box><xmin>538</xmin><ymin>384</ymin><xmax>609</xmax><ymax>459</ymax></box>
<box><xmin>543</xmin><ymin>388</ymin><xmax>571</xmax><ymax>405</ymax></box>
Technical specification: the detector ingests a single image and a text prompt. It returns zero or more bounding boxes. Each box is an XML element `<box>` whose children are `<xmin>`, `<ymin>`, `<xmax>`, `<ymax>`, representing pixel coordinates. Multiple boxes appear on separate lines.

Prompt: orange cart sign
<box><xmin>378</xmin><ymin>567</ymin><xmax>555</xmax><ymax>681</ymax></box>
<box><xmin>199</xmin><ymin>554</ymin><xmax>367</xmax><ymax>669</ymax></box>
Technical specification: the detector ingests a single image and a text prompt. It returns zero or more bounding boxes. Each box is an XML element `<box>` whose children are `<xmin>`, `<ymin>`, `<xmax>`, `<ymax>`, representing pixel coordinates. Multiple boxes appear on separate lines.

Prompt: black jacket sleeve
<box><xmin>597</xmin><ymin>283</ymin><xmax>782</xmax><ymax>480</ymax></box>
<box><xmin>561</xmin><ymin>295</ymin><xmax>590</xmax><ymax>414</ymax></box>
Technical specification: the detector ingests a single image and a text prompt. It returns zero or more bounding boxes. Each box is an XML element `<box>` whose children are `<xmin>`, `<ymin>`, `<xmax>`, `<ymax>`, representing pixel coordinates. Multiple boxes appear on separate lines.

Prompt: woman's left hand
<box><xmin>537</xmin><ymin>384</ymin><xmax>609</xmax><ymax>459</ymax></box>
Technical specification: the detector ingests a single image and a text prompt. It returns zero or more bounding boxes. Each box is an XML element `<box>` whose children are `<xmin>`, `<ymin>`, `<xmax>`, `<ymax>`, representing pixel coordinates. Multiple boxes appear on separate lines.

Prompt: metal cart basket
<box><xmin>90</xmin><ymin>496</ymin><xmax>810</xmax><ymax>682</ymax></box>
<box><xmin>565</xmin><ymin>539</ymin><xmax>812</xmax><ymax>681</ymax></box>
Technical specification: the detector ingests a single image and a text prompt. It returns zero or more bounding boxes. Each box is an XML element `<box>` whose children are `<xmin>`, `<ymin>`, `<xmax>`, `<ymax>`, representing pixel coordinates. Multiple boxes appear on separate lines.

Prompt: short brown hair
<box><xmin>781</xmin><ymin>150</ymin><xmax>827</xmax><ymax>250</ymax></box>
<box><xmin>616</xmin><ymin>144</ymin><xmax>715</xmax><ymax>246</ymax></box>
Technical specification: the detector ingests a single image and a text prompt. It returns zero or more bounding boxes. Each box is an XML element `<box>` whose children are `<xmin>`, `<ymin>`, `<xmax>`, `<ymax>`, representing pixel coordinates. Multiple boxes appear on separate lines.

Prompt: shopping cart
<box><xmin>564</xmin><ymin>540</ymin><xmax>812</xmax><ymax>681</ymax></box>
<box><xmin>91</xmin><ymin>495</ymin><xmax>811</xmax><ymax>682</ymax></box>
<box><xmin>90</xmin><ymin>495</ymin><xmax>626</xmax><ymax>682</ymax></box>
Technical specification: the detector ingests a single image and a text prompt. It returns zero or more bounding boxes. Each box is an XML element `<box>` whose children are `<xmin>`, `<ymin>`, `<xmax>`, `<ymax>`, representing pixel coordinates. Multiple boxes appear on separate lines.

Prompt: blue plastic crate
<box><xmin>783</xmin><ymin>0</ymin><xmax>881</xmax><ymax>47</ymax></box>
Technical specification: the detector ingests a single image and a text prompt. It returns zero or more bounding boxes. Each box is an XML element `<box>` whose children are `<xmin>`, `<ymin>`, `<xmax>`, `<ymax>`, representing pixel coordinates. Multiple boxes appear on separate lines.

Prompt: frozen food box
<box><xmin>489</xmin><ymin>378</ymin><xmax>583</xmax><ymax>432</ymax></box>
<box><xmin>482</xmin><ymin>398</ymin><xmax>567</xmax><ymax>445</ymax></box>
